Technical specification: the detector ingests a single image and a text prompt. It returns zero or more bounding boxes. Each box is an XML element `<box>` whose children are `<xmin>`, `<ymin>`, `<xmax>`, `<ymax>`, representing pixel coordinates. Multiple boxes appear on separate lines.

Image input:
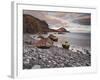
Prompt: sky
<box><xmin>23</xmin><ymin>10</ymin><xmax>91</xmax><ymax>33</ymax></box>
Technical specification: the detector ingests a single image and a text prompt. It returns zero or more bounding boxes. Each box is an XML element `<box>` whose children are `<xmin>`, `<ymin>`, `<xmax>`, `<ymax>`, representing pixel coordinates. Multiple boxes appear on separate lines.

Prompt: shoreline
<box><xmin>23</xmin><ymin>33</ymin><xmax>91</xmax><ymax>69</ymax></box>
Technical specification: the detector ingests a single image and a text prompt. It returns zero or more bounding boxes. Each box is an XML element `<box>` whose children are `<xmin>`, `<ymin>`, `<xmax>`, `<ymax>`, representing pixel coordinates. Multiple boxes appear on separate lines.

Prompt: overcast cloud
<box><xmin>23</xmin><ymin>10</ymin><xmax>91</xmax><ymax>33</ymax></box>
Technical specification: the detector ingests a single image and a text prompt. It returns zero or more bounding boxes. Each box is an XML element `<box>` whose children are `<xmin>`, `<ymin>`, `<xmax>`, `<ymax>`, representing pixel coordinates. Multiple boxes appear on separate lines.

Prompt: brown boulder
<box><xmin>48</xmin><ymin>34</ymin><xmax>58</xmax><ymax>42</ymax></box>
<box><xmin>34</xmin><ymin>38</ymin><xmax>53</xmax><ymax>49</ymax></box>
<box><xmin>62</xmin><ymin>41</ymin><xmax>70</xmax><ymax>49</ymax></box>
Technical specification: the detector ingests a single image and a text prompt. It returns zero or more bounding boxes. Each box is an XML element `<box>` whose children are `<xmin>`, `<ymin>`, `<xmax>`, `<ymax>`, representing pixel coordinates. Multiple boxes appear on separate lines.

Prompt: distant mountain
<box><xmin>57</xmin><ymin>27</ymin><xmax>69</xmax><ymax>32</ymax></box>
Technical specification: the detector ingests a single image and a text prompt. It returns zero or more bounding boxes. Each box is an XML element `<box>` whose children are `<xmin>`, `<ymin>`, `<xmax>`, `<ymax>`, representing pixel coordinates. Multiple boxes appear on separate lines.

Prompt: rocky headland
<box><xmin>23</xmin><ymin>14</ymin><xmax>69</xmax><ymax>34</ymax></box>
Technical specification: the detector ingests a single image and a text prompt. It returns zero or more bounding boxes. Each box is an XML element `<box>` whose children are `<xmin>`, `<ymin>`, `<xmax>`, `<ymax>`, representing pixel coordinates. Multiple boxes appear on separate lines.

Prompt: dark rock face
<box><xmin>23</xmin><ymin>14</ymin><xmax>49</xmax><ymax>34</ymax></box>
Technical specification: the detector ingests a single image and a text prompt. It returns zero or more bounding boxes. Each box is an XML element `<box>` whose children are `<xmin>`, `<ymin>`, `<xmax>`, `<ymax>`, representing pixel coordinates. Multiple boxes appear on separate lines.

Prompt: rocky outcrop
<box><xmin>57</xmin><ymin>27</ymin><xmax>69</xmax><ymax>32</ymax></box>
<box><xmin>23</xmin><ymin>14</ymin><xmax>50</xmax><ymax>34</ymax></box>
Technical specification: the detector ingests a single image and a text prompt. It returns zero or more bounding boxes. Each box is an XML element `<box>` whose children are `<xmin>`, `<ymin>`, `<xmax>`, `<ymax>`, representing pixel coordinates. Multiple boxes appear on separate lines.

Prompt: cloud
<box><xmin>45</xmin><ymin>15</ymin><xmax>68</xmax><ymax>24</ymax></box>
<box><xmin>23</xmin><ymin>10</ymin><xmax>91</xmax><ymax>32</ymax></box>
<box><xmin>23</xmin><ymin>10</ymin><xmax>68</xmax><ymax>25</ymax></box>
<box><xmin>73</xmin><ymin>15</ymin><xmax>91</xmax><ymax>25</ymax></box>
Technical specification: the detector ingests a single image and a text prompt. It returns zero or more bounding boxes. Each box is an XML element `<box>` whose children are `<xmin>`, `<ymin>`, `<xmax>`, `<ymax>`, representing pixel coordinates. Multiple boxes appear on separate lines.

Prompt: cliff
<box><xmin>23</xmin><ymin>14</ymin><xmax>50</xmax><ymax>34</ymax></box>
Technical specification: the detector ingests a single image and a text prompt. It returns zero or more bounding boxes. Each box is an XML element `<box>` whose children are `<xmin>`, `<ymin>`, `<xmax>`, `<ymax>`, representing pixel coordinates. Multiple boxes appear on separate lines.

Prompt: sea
<box><xmin>48</xmin><ymin>32</ymin><xmax>91</xmax><ymax>52</ymax></box>
<box><xmin>31</xmin><ymin>32</ymin><xmax>91</xmax><ymax>52</ymax></box>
